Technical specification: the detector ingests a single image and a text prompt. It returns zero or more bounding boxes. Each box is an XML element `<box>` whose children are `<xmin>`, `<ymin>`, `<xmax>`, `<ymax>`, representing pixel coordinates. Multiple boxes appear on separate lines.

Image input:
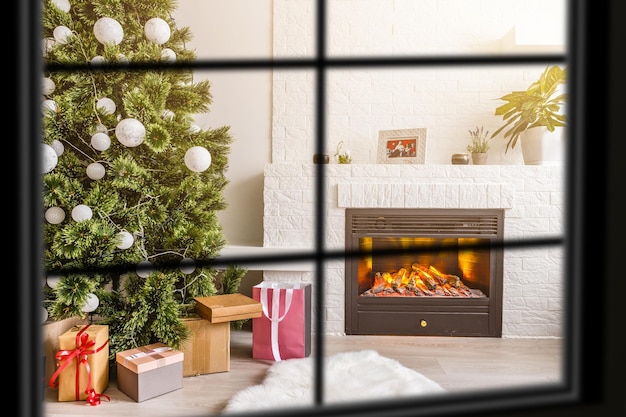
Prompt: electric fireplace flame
<box><xmin>361</xmin><ymin>263</ymin><xmax>485</xmax><ymax>298</ymax></box>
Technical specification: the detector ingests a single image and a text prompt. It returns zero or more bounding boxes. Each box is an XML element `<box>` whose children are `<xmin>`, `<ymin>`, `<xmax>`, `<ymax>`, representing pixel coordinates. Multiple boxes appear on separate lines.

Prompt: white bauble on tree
<box><xmin>91</xmin><ymin>132</ymin><xmax>111</xmax><ymax>151</ymax></box>
<box><xmin>86</xmin><ymin>162</ymin><xmax>106</xmax><ymax>180</ymax></box>
<box><xmin>42</xmin><ymin>37</ymin><xmax>56</xmax><ymax>57</ymax></box>
<box><xmin>45</xmin><ymin>206</ymin><xmax>65</xmax><ymax>224</ymax></box>
<box><xmin>115</xmin><ymin>118</ymin><xmax>146</xmax><ymax>147</ymax></box>
<box><xmin>161</xmin><ymin>109</ymin><xmax>174</xmax><ymax>120</ymax></box>
<box><xmin>42</xmin><ymin>77</ymin><xmax>55</xmax><ymax>96</ymax></box>
<box><xmin>93</xmin><ymin>123</ymin><xmax>108</xmax><ymax>134</ymax></box>
<box><xmin>161</xmin><ymin>48</ymin><xmax>176</xmax><ymax>62</ymax></box>
<box><xmin>91</xmin><ymin>55</ymin><xmax>106</xmax><ymax>66</ymax></box>
<box><xmin>42</xmin><ymin>143</ymin><xmax>58</xmax><ymax>173</ymax></box>
<box><xmin>53</xmin><ymin>25</ymin><xmax>73</xmax><ymax>44</ymax></box>
<box><xmin>50</xmin><ymin>139</ymin><xmax>64</xmax><ymax>156</ymax></box>
<box><xmin>42</xmin><ymin>99</ymin><xmax>58</xmax><ymax>114</ymax></box>
<box><xmin>41</xmin><ymin>306</ymin><xmax>49</xmax><ymax>323</ymax></box>
<box><xmin>51</xmin><ymin>0</ymin><xmax>71</xmax><ymax>13</ymax></box>
<box><xmin>93</xmin><ymin>17</ymin><xmax>124</xmax><ymax>45</ymax></box>
<box><xmin>96</xmin><ymin>97</ymin><xmax>116</xmax><ymax>115</ymax></box>
<box><xmin>136</xmin><ymin>260</ymin><xmax>153</xmax><ymax>278</ymax></box>
<box><xmin>144</xmin><ymin>17</ymin><xmax>171</xmax><ymax>44</ymax></box>
<box><xmin>179</xmin><ymin>257</ymin><xmax>196</xmax><ymax>274</ymax></box>
<box><xmin>81</xmin><ymin>293</ymin><xmax>100</xmax><ymax>313</ymax></box>
<box><xmin>46</xmin><ymin>274</ymin><xmax>61</xmax><ymax>288</ymax></box>
<box><xmin>184</xmin><ymin>146</ymin><xmax>212</xmax><ymax>172</ymax></box>
<box><xmin>116</xmin><ymin>231</ymin><xmax>134</xmax><ymax>249</ymax></box>
<box><xmin>71</xmin><ymin>204</ymin><xmax>92</xmax><ymax>222</ymax></box>
<box><xmin>188</xmin><ymin>124</ymin><xmax>201</xmax><ymax>134</ymax></box>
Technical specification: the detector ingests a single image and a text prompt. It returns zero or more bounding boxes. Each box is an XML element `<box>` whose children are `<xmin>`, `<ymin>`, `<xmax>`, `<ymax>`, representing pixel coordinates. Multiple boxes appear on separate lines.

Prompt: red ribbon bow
<box><xmin>49</xmin><ymin>324</ymin><xmax>110</xmax><ymax>406</ymax></box>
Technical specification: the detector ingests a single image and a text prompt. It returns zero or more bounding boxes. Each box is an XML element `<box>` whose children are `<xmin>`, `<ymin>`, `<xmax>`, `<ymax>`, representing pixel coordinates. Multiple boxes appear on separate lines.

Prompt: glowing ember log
<box><xmin>361</xmin><ymin>262</ymin><xmax>485</xmax><ymax>298</ymax></box>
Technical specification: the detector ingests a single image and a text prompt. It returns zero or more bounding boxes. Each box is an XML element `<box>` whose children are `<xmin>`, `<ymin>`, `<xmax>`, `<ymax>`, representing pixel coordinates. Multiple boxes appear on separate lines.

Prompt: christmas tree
<box><xmin>41</xmin><ymin>0</ymin><xmax>243</xmax><ymax>358</ymax></box>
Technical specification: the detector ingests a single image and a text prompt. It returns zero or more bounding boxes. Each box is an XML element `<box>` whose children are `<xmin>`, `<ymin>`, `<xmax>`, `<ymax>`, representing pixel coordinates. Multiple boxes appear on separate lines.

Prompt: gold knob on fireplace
<box><xmin>420</xmin><ymin>319</ymin><xmax>427</xmax><ymax>327</ymax></box>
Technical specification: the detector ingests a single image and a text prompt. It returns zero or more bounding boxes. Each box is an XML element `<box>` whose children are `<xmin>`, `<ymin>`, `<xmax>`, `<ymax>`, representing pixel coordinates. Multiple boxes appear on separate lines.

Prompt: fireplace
<box><xmin>345</xmin><ymin>208</ymin><xmax>504</xmax><ymax>337</ymax></box>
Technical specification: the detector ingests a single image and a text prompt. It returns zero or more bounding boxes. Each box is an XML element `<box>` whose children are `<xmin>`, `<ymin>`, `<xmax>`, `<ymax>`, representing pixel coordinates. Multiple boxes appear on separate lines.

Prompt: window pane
<box><xmin>327</xmin><ymin>0</ymin><xmax>567</xmax><ymax>57</ymax></box>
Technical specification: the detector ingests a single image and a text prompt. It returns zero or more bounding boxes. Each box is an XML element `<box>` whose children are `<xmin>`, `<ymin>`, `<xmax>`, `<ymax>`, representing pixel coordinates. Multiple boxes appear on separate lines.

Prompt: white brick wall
<box><xmin>264</xmin><ymin>1</ymin><xmax>567</xmax><ymax>339</ymax></box>
<box><xmin>263</xmin><ymin>164</ymin><xmax>565</xmax><ymax>339</ymax></box>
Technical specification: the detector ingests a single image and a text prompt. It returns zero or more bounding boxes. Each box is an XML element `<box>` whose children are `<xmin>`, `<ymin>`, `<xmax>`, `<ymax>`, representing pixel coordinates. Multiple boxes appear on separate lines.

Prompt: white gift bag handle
<box><xmin>259</xmin><ymin>283</ymin><xmax>300</xmax><ymax>361</ymax></box>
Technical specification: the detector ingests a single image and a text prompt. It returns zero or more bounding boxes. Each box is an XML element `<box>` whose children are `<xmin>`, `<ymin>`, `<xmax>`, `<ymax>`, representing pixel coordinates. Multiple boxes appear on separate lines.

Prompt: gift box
<box><xmin>180</xmin><ymin>317</ymin><xmax>230</xmax><ymax>376</ymax></box>
<box><xmin>194</xmin><ymin>293</ymin><xmax>262</xmax><ymax>323</ymax></box>
<box><xmin>252</xmin><ymin>282</ymin><xmax>312</xmax><ymax>361</ymax></box>
<box><xmin>116</xmin><ymin>343</ymin><xmax>184</xmax><ymax>402</ymax></box>
<box><xmin>51</xmin><ymin>324</ymin><xmax>109</xmax><ymax>402</ymax></box>
<box><xmin>42</xmin><ymin>317</ymin><xmax>88</xmax><ymax>387</ymax></box>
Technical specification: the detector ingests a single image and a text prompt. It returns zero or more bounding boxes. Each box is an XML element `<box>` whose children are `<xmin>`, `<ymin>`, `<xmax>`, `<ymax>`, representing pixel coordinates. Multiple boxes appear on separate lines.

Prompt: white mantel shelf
<box><xmin>219</xmin><ymin>245</ymin><xmax>314</xmax><ymax>271</ymax></box>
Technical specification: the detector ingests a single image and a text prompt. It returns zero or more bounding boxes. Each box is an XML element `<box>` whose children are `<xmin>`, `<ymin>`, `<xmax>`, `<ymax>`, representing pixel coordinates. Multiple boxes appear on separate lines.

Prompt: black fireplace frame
<box><xmin>345</xmin><ymin>208</ymin><xmax>504</xmax><ymax>337</ymax></box>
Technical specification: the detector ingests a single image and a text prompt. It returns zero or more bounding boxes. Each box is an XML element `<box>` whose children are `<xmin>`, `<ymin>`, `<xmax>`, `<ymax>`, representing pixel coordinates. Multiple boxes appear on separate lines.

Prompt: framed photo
<box><xmin>377</xmin><ymin>128</ymin><xmax>427</xmax><ymax>164</ymax></box>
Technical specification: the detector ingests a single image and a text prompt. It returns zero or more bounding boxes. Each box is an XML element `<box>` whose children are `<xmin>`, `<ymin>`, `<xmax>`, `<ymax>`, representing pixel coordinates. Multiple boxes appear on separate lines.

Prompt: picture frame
<box><xmin>377</xmin><ymin>128</ymin><xmax>427</xmax><ymax>164</ymax></box>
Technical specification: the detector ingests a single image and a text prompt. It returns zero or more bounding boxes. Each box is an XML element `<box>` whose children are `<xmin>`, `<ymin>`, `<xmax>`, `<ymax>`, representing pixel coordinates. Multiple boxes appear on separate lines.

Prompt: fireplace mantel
<box><xmin>262</xmin><ymin>163</ymin><xmax>565</xmax><ymax>338</ymax></box>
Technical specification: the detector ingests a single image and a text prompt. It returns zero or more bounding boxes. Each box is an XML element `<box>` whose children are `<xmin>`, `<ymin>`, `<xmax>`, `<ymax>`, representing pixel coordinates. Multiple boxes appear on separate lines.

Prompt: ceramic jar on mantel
<box><xmin>451</xmin><ymin>153</ymin><xmax>470</xmax><ymax>165</ymax></box>
<box><xmin>471</xmin><ymin>152</ymin><xmax>487</xmax><ymax>165</ymax></box>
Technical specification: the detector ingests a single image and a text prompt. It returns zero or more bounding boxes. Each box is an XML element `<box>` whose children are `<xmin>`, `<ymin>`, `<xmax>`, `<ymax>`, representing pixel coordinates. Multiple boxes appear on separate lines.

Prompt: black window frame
<box><xmin>17</xmin><ymin>1</ymin><xmax>623</xmax><ymax>417</ymax></box>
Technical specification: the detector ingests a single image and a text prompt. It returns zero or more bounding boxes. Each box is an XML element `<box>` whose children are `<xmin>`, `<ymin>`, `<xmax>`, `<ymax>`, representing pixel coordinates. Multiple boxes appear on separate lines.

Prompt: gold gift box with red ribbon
<box><xmin>50</xmin><ymin>324</ymin><xmax>109</xmax><ymax>403</ymax></box>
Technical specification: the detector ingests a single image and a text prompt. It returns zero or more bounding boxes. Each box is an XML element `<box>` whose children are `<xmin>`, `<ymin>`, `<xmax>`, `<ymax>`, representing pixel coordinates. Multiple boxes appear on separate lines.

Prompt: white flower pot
<box><xmin>520</xmin><ymin>127</ymin><xmax>566</xmax><ymax>165</ymax></box>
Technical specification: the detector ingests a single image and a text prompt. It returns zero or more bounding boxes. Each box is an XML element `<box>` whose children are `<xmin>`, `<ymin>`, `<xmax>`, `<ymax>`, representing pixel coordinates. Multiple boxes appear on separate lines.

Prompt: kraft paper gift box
<box><xmin>42</xmin><ymin>317</ymin><xmax>88</xmax><ymax>387</ymax></box>
<box><xmin>194</xmin><ymin>293</ymin><xmax>262</xmax><ymax>323</ymax></box>
<box><xmin>252</xmin><ymin>282</ymin><xmax>312</xmax><ymax>361</ymax></box>
<box><xmin>180</xmin><ymin>294</ymin><xmax>261</xmax><ymax>375</ymax></box>
<box><xmin>180</xmin><ymin>316</ymin><xmax>231</xmax><ymax>376</ymax></box>
<box><xmin>116</xmin><ymin>342</ymin><xmax>184</xmax><ymax>402</ymax></box>
<box><xmin>51</xmin><ymin>324</ymin><xmax>109</xmax><ymax>402</ymax></box>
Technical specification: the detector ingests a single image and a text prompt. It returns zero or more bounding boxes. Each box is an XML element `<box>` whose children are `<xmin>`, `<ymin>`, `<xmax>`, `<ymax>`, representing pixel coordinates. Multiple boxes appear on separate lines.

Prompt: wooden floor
<box><xmin>42</xmin><ymin>330</ymin><xmax>563</xmax><ymax>417</ymax></box>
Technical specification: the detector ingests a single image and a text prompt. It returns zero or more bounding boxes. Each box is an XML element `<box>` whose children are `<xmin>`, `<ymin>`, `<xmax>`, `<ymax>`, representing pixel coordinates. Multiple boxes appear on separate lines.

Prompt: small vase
<box><xmin>451</xmin><ymin>153</ymin><xmax>470</xmax><ymax>165</ymax></box>
<box><xmin>471</xmin><ymin>152</ymin><xmax>487</xmax><ymax>165</ymax></box>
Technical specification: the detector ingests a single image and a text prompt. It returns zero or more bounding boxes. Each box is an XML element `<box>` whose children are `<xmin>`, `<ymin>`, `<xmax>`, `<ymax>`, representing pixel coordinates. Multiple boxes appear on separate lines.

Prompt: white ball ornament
<box><xmin>81</xmin><ymin>293</ymin><xmax>100</xmax><ymax>313</ymax></box>
<box><xmin>42</xmin><ymin>38</ymin><xmax>56</xmax><ymax>57</ymax></box>
<box><xmin>53</xmin><ymin>25</ymin><xmax>73</xmax><ymax>44</ymax></box>
<box><xmin>184</xmin><ymin>146</ymin><xmax>212</xmax><ymax>172</ymax></box>
<box><xmin>188</xmin><ymin>124</ymin><xmax>201</xmax><ymax>134</ymax></box>
<box><xmin>51</xmin><ymin>0</ymin><xmax>71</xmax><ymax>13</ymax></box>
<box><xmin>42</xmin><ymin>77</ymin><xmax>55</xmax><ymax>96</ymax></box>
<box><xmin>179</xmin><ymin>257</ymin><xmax>196</xmax><ymax>274</ymax></box>
<box><xmin>42</xmin><ymin>143</ymin><xmax>58</xmax><ymax>173</ymax></box>
<box><xmin>42</xmin><ymin>99</ymin><xmax>58</xmax><ymax>114</ymax></box>
<box><xmin>161</xmin><ymin>109</ymin><xmax>174</xmax><ymax>120</ymax></box>
<box><xmin>46</xmin><ymin>274</ymin><xmax>61</xmax><ymax>288</ymax></box>
<box><xmin>160</xmin><ymin>48</ymin><xmax>176</xmax><ymax>62</ymax></box>
<box><xmin>96</xmin><ymin>97</ymin><xmax>116</xmax><ymax>115</ymax></box>
<box><xmin>115</xmin><ymin>53</ymin><xmax>129</xmax><ymax>64</ymax></box>
<box><xmin>86</xmin><ymin>162</ymin><xmax>106</xmax><ymax>180</ymax></box>
<box><xmin>115</xmin><ymin>118</ymin><xmax>146</xmax><ymax>147</ymax></box>
<box><xmin>116</xmin><ymin>230</ymin><xmax>134</xmax><ymax>249</ymax></box>
<box><xmin>45</xmin><ymin>206</ymin><xmax>66</xmax><ymax>224</ymax></box>
<box><xmin>71</xmin><ymin>204</ymin><xmax>93</xmax><ymax>222</ymax></box>
<box><xmin>41</xmin><ymin>306</ymin><xmax>49</xmax><ymax>323</ymax></box>
<box><xmin>144</xmin><ymin>17</ymin><xmax>171</xmax><ymax>44</ymax></box>
<box><xmin>136</xmin><ymin>260</ymin><xmax>153</xmax><ymax>278</ymax></box>
<box><xmin>50</xmin><ymin>139</ymin><xmax>64</xmax><ymax>156</ymax></box>
<box><xmin>93</xmin><ymin>17</ymin><xmax>124</xmax><ymax>45</ymax></box>
<box><xmin>90</xmin><ymin>55</ymin><xmax>106</xmax><ymax>66</ymax></box>
<box><xmin>91</xmin><ymin>132</ymin><xmax>111</xmax><ymax>151</ymax></box>
<box><xmin>93</xmin><ymin>123</ymin><xmax>108</xmax><ymax>134</ymax></box>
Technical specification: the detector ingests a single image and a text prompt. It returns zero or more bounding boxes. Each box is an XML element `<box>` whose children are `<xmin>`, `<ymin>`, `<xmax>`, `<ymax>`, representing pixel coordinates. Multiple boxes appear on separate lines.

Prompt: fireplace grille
<box><xmin>350</xmin><ymin>212</ymin><xmax>501</xmax><ymax>236</ymax></box>
<box><xmin>345</xmin><ymin>208</ymin><xmax>504</xmax><ymax>337</ymax></box>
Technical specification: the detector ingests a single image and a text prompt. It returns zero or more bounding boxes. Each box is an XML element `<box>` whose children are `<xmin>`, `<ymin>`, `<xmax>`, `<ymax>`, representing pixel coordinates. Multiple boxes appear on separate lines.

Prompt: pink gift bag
<box><xmin>252</xmin><ymin>282</ymin><xmax>311</xmax><ymax>361</ymax></box>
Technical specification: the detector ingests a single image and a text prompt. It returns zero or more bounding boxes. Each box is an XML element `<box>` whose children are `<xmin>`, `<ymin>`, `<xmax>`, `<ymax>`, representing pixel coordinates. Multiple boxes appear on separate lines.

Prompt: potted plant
<box><xmin>334</xmin><ymin>141</ymin><xmax>352</xmax><ymax>164</ymax></box>
<box><xmin>466</xmin><ymin>126</ymin><xmax>490</xmax><ymax>165</ymax></box>
<box><xmin>491</xmin><ymin>65</ymin><xmax>567</xmax><ymax>164</ymax></box>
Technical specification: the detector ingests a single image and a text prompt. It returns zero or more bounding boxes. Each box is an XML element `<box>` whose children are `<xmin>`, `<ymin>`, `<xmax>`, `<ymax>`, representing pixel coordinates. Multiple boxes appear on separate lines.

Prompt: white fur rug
<box><xmin>223</xmin><ymin>350</ymin><xmax>446</xmax><ymax>413</ymax></box>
